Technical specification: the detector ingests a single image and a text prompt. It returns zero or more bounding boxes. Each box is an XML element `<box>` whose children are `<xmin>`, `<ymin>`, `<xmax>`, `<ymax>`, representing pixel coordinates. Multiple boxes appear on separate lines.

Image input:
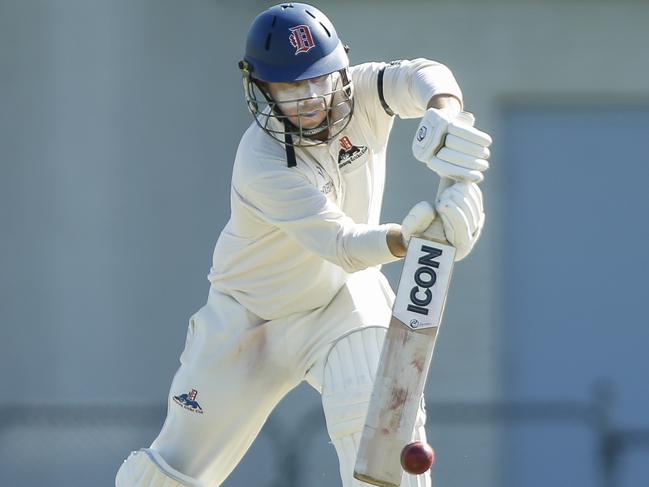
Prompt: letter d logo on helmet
<box><xmin>289</xmin><ymin>25</ymin><xmax>316</xmax><ymax>55</ymax></box>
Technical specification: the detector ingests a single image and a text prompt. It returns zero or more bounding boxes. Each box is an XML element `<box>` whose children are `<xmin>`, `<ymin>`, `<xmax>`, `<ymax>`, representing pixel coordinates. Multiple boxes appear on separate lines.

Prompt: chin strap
<box><xmin>284</xmin><ymin>120</ymin><xmax>297</xmax><ymax>168</ymax></box>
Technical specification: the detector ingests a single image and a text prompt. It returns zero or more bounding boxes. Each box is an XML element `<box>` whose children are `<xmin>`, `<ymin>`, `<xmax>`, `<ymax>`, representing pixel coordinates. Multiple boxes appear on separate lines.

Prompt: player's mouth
<box><xmin>299</xmin><ymin>100</ymin><xmax>326</xmax><ymax>115</ymax></box>
<box><xmin>299</xmin><ymin>106</ymin><xmax>325</xmax><ymax>116</ymax></box>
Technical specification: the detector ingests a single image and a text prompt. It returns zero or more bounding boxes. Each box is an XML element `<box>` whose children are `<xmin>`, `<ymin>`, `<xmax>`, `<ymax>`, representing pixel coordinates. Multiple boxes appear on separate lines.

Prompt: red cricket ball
<box><xmin>400</xmin><ymin>441</ymin><xmax>435</xmax><ymax>475</ymax></box>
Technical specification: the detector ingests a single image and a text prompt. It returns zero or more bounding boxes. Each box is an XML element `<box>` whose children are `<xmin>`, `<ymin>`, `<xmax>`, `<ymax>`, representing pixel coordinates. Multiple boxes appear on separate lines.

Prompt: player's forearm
<box><xmin>266</xmin><ymin>205</ymin><xmax>403</xmax><ymax>271</ymax></box>
<box><xmin>244</xmin><ymin>175</ymin><xmax>402</xmax><ymax>271</ymax></box>
<box><xmin>338</xmin><ymin>223</ymin><xmax>403</xmax><ymax>271</ymax></box>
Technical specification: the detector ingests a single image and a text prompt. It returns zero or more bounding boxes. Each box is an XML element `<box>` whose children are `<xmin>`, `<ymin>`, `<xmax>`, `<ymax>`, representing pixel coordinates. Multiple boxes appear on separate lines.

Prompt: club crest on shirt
<box><xmin>173</xmin><ymin>388</ymin><xmax>203</xmax><ymax>414</ymax></box>
<box><xmin>338</xmin><ymin>136</ymin><xmax>368</xmax><ymax>169</ymax></box>
<box><xmin>289</xmin><ymin>25</ymin><xmax>315</xmax><ymax>54</ymax></box>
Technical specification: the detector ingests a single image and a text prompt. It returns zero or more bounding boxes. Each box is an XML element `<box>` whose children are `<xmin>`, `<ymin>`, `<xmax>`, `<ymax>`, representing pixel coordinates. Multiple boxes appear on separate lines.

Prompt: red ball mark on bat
<box><xmin>410</xmin><ymin>358</ymin><xmax>424</xmax><ymax>373</ymax></box>
<box><xmin>400</xmin><ymin>330</ymin><xmax>411</xmax><ymax>346</ymax></box>
<box><xmin>400</xmin><ymin>441</ymin><xmax>435</xmax><ymax>475</ymax></box>
<box><xmin>388</xmin><ymin>388</ymin><xmax>408</xmax><ymax>410</ymax></box>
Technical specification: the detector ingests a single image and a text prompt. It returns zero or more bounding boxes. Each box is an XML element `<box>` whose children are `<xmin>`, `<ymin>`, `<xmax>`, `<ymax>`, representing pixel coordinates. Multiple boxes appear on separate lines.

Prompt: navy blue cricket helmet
<box><xmin>239</xmin><ymin>3</ymin><xmax>354</xmax><ymax>157</ymax></box>
<box><xmin>242</xmin><ymin>3</ymin><xmax>349</xmax><ymax>82</ymax></box>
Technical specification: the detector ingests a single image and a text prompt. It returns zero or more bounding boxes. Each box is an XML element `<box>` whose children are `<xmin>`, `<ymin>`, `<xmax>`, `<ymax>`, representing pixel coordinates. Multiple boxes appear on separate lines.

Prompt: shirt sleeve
<box><xmin>352</xmin><ymin>58</ymin><xmax>463</xmax><ymax>121</ymax></box>
<box><xmin>239</xmin><ymin>169</ymin><xmax>401</xmax><ymax>273</ymax></box>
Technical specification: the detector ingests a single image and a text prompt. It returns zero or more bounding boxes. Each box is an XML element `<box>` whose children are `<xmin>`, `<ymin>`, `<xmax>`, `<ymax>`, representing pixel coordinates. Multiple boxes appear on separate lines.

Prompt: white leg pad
<box><xmin>115</xmin><ymin>449</ymin><xmax>203</xmax><ymax>487</ymax></box>
<box><xmin>321</xmin><ymin>327</ymin><xmax>431</xmax><ymax>487</ymax></box>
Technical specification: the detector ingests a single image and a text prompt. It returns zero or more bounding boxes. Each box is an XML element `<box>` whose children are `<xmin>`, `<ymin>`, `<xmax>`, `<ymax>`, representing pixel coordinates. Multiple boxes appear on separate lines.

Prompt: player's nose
<box><xmin>305</xmin><ymin>79</ymin><xmax>327</xmax><ymax>98</ymax></box>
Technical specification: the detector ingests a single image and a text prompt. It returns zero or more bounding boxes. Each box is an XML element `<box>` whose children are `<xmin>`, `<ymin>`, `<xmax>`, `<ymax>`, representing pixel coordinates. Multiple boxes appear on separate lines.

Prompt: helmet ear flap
<box><xmin>243</xmin><ymin>80</ymin><xmax>259</xmax><ymax>114</ymax></box>
<box><xmin>252</xmin><ymin>79</ymin><xmax>281</xmax><ymax>118</ymax></box>
<box><xmin>239</xmin><ymin>60</ymin><xmax>256</xmax><ymax>113</ymax></box>
<box><xmin>240</xmin><ymin>60</ymin><xmax>269</xmax><ymax>115</ymax></box>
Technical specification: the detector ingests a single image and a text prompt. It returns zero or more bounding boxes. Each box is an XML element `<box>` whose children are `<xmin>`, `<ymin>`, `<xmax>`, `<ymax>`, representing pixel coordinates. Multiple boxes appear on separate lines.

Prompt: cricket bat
<box><xmin>354</xmin><ymin>112</ymin><xmax>475</xmax><ymax>486</ymax></box>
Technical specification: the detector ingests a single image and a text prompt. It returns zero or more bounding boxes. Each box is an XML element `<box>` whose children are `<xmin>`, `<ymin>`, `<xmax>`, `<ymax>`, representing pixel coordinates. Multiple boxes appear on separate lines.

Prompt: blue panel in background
<box><xmin>502</xmin><ymin>106</ymin><xmax>649</xmax><ymax>486</ymax></box>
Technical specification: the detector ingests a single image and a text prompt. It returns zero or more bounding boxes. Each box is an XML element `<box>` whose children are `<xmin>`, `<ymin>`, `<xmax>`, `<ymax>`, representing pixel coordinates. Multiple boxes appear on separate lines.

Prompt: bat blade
<box><xmin>354</xmin><ymin>229</ymin><xmax>455</xmax><ymax>486</ymax></box>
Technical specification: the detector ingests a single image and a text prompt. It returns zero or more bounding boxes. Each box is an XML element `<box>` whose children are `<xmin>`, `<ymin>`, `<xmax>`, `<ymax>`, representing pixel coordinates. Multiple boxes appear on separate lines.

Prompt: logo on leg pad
<box><xmin>173</xmin><ymin>389</ymin><xmax>204</xmax><ymax>414</ymax></box>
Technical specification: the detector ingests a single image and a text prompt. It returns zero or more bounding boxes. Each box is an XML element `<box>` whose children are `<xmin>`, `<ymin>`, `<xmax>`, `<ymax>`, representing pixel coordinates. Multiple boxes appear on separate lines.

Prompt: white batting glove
<box><xmin>400</xmin><ymin>201</ymin><xmax>437</xmax><ymax>247</ymax></box>
<box><xmin>412</xmin><ymin>109</ymin><xmax>492</xmax><ymax>183</ymax></box>
<box><xmin>435</xmin><ymin>182</ymin><xmax>485</xmax><ymax>261</ymax></box>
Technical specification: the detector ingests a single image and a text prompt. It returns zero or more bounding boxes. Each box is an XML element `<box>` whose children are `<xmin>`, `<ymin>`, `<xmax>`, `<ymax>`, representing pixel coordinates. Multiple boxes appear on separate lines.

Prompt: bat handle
<box><xmin>436</xmin><ymin>176</ymin><xmax>452</xmax><ymax>199</ymax></box>
<box><xmin>422</xmin><ymin>177</ymin><xmax>451</xmax><ymax>243</ymax></box>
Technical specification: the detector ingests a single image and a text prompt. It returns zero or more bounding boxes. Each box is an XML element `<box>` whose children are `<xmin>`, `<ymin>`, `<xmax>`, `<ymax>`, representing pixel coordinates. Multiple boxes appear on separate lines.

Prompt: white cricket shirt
<box><xmin>208</xmin><ymin>59</ymin><xmax>462</xmax><ymax>320</ymax></box>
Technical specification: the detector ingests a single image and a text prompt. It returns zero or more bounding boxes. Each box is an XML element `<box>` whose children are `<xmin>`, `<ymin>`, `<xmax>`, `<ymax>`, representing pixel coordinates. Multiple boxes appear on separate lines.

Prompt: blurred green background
<box><xmin>2</xmin><ymin>0</ymin><xmax>649</xmax><ymax>485</ymax></box>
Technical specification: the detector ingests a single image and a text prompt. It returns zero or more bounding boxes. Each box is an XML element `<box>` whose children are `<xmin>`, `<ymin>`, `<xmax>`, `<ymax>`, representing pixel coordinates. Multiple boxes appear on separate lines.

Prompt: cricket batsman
<box><xmin>116</xmin><ymin>3</ymin><xmax>491</xmax><ymax>486</ymax></box>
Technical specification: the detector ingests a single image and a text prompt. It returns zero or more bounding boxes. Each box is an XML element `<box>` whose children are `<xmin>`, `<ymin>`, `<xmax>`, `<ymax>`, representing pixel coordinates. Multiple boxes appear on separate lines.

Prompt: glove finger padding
<box><xmin>444</xmin><ymin>190</ymin><xmax>478</xmax><ymax>235</ymax></box>
<box><xmin>436</xmin><ymin>147</ymin><xmax>490</xmax><ymax>171</ymax></box>
<box><xmin>413</xmin><ymin>109</ymin><xmax>492</xmax><ymax>182</ymax></box>
<box><xmin>436</xmin><ymin>182</ymin><xmax>485</xmax><ymax>261</ymax></box>
<box><xmin>445</xmin><ymin>183</ymin><xmax>483</xmax><ymax>232</ymax></box>
<box><xmin>447</xmin><ymin>121</ymin><xmax>493</xmax><ymax>147</ymax></box>
<box><xmin>465</xmin><ymin>182</ymin><xmax>485</xmax><ymax>224</ymax></box>
<box><xmin>438</xmin><ymin>202</ymin><xmax>471</xmax><ymax>252</ymax></box>
<box><xmin>425</xmin><ymin>157</ymin><xmax>485</xmax><ymax>183</ymax></box>
<box><xmin>400</xmin><ymin>201</ymin><xmax>436</xmax><ymax>246</ymax></box>
<box><xmin>444</xmin><ymin>134</ymin><xmax>491</xmax><ymax>159</ymax></box>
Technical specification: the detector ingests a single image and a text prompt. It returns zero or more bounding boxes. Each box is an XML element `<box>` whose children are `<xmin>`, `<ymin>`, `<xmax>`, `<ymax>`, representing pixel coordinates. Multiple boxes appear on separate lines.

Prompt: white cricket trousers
<box><xmin>141</xmin><ymin>268</ymin><xmax>430</xmax><ymax>487</ymax></box>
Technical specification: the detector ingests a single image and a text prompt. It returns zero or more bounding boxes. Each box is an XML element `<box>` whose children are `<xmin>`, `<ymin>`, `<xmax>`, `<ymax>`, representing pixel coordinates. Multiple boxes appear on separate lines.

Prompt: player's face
<box><xmin>266</xmin><ymin>73</ymin><xmax>336</xmax><ymax>129</ymax></box>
